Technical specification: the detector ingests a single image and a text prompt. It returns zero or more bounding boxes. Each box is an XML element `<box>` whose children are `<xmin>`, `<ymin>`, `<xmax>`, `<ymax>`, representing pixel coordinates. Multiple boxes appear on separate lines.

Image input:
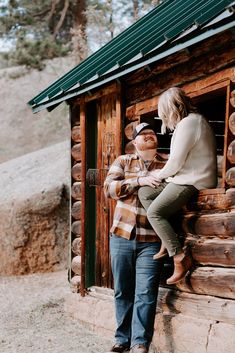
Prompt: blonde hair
<box><xmin>158</xmin><ymin>87</ymin><xmax>197</xmax><ymax>134</ymax></box>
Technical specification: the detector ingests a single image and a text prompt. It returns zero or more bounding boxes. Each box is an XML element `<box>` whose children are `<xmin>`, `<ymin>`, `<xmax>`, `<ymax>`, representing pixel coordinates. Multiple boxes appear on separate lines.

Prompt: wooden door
<box><xmin>96</xmin><ymin>92</ymin><xmax>122</xmax><ymax>288</ymax></box>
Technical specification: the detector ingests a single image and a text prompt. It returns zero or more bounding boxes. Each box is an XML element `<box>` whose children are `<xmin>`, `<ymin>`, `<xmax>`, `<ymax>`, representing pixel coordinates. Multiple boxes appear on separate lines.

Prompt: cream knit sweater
<box><xmin>153</xmin><ymin>113</ymin><xmax>217</xmax><ymax>190</ymax></box>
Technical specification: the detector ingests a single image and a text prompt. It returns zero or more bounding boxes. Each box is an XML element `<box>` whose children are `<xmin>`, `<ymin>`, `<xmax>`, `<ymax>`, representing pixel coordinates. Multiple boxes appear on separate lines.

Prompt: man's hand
<box><xmin>138</xmin><ymin>175</ymin><xmax>161</xmax><ymax>188</ymax></box>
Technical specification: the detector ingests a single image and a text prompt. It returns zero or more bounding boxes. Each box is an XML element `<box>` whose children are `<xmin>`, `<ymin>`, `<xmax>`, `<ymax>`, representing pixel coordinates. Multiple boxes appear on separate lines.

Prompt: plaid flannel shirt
<box><xmin>104</xmin><ymin>153</ymin><xmax>167</xmax><ymax>242</ymax></box>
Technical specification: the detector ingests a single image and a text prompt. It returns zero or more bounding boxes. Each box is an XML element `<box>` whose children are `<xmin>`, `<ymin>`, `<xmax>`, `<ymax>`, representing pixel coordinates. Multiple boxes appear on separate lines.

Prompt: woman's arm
<box><xmin>151</xmin><ymin>116</ymin><xmax>200</xmax><ymax>180</ymax></box>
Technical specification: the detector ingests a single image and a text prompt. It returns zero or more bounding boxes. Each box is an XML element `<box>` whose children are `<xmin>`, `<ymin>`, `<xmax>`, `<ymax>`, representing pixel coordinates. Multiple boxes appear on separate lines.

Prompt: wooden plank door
<box><xmin>96</xmin><ymin>91</ymin><xmax>122</xmax><ymax>288</ymax></box>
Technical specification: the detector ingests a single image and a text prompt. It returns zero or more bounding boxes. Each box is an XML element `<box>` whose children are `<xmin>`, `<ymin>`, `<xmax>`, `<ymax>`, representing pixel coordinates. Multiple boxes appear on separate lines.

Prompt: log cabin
<box><xmin>29</xmin><ymin>1</ymin><xmax>235</xmax><ymax>352</ymax></box>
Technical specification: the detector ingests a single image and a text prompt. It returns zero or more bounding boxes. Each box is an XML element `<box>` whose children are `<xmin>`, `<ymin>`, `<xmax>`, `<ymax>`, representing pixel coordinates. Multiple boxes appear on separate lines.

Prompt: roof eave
<box><xmin>31</xmin><ymin>19</ymin><xmax>235</xmax><ymax>113</ymax></box>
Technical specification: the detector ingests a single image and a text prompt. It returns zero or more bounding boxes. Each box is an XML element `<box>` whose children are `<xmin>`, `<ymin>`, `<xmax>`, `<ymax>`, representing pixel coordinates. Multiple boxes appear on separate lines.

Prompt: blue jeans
<box><xmin>110</xmin><ymin>234</ymin><xmax>163</xmax><ymax>348</ymax></box>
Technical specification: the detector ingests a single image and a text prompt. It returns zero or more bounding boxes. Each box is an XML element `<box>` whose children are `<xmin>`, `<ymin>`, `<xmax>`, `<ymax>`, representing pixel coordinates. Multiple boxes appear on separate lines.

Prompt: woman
<box><xmin>138</xmin><ymin>87</ymin><xmax>217</xmax><ymax>284</ymax></box>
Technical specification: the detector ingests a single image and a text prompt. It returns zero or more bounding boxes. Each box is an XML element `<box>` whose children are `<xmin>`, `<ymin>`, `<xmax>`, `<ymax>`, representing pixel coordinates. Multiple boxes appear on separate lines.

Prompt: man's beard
<box><xmin>137</xmin><ymin>139</ymin><xmax>157</xmax><ymax>151</ymax></box>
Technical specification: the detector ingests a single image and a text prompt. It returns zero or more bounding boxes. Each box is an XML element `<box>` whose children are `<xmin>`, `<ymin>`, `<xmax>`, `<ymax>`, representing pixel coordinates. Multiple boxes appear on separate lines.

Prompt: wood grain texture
<box><xmin>175</xmin><ymin>267</ymin><xmax>235</xmax><ymax>299</ymax></box>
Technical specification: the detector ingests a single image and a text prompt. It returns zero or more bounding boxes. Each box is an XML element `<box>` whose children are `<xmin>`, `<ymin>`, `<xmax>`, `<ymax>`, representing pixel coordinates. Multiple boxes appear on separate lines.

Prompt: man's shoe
<box><xmin>107</xmin><ymin>343</ymin><xmax>130</xmax><ymax>352</ymax></box>
<box><xmin>130</xmin><ymin>344</ymin><xmax>148</xmax><ymax>353</ymax></box>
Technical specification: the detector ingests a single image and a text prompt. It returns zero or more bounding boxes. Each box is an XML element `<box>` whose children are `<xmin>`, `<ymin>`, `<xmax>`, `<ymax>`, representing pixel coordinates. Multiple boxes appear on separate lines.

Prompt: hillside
<box><xmin>0</xmin><ymin>56</ymin><xmax>75</xmax><ymax>163</ymax></box>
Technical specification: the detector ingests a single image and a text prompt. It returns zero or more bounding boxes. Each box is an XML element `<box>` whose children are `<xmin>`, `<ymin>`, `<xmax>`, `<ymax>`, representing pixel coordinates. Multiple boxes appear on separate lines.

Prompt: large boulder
<box><xmin>0</xmin><ymin>141</ymin><xmax>70</xmax><ymax>275</ymax></box>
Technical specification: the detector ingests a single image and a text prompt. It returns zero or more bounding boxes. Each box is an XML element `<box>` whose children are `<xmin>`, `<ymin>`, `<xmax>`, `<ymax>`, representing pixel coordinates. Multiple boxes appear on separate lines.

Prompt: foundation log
<box><xmin>70</xmin><ymin>275</ymin><xmax>81</xmax><ymax>293</ymax></box>
<box><xmin>71</xmin><ymin>221</ymin><xmax>81</xmax><ymax>236</ymax></box>
<box><xmin>71</xmin><ymin>255</ymin><xmax>81</xmax><ymax>275</ymax></box>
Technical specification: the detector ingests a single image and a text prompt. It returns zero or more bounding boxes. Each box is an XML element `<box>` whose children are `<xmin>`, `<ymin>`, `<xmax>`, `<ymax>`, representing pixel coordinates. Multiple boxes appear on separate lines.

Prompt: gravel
<box><xmin>0</xmin><ymin>271</ymin><xmax>112</xmax><ymax>353</ymax></box>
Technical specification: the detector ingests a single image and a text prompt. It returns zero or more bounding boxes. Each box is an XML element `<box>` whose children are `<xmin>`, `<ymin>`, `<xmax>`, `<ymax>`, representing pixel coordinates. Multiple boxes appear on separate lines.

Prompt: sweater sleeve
<box><xmin>155</xmin><ymin>116</ymin><xmax>200</xmax><ymax>180</ymax></box>
<box><xmin>104</xmin><ymin>156</ymin><xmax>139</xmax><ymax>200</ymax></box>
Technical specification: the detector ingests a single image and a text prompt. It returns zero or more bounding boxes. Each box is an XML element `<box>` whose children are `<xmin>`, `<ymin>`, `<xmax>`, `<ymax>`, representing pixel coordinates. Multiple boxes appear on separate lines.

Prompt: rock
<box><xmin>0</xmin><ymin>141</ymin><xmax>70</xmax><ymax>275</ymax></box>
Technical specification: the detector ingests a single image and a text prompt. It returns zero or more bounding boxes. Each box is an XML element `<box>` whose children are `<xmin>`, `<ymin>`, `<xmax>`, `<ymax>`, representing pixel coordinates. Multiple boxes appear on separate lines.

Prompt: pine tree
<box><xmin>0</xmin><ymin>0</ymin><xmax>76</xmax><ymax>69</ymax></box>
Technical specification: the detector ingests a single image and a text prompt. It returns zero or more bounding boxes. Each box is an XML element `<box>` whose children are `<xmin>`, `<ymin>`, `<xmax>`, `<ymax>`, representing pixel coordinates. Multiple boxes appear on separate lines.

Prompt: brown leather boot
<box><xmin>153</xmin><ymin>245</ymin><xmax>168</xmax><ymax>260</ymax></box>
<box><xmin>166</xmin><ymin>253</ymin><xmax>193</xmax><ymax>285</ymax></box>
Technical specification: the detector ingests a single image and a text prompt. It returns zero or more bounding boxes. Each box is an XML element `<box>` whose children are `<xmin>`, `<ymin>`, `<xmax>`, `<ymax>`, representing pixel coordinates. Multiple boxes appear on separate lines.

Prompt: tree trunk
<box><xmin>133</xmin><ymin>0</ymin><xmax>140</xmax><ymax>21</ymax></box>
<box><xmin>72</xmin><ymin>0</ymin><xmax>88</xmax><ymax>63</ymax></box>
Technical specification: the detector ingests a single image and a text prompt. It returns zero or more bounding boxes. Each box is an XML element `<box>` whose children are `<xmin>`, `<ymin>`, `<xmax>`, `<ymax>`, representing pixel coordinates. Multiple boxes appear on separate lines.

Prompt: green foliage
<box><xmin>3</xmin><ymin>36</ymin><xmax>70</xmax><ymax>70</ymax></box>
<box><xmin>0</xmin><ymin>0</ymin><xmax>74</xmax><ymax>69</ymax></box>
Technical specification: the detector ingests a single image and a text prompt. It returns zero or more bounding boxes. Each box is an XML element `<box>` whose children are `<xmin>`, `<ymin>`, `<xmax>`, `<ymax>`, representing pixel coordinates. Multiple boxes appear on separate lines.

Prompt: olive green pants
<box><xmin>138</xmin><ymin>182</ymin><xmax>197</xmax><ymax>257</ymax></box>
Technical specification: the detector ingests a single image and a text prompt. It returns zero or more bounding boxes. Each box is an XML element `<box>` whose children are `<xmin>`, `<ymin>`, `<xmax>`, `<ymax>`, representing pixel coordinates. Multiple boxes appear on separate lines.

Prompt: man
<box><xmin>104</xmin><ymin>122</ymin><xmax>166</xmax><ymax>353</ymax></box>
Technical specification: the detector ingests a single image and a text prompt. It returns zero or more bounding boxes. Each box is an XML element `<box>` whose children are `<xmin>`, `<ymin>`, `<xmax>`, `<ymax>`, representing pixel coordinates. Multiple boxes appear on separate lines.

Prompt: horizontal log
<box><xmin>71</xmin><ymin>255</ymin><xmax>81</xmax><ymax>275</ymax></box>
<box><xmin>230</xmin><ymin>97</ymin><xmax>235</xmax><ymax>108</ymax></box>
<box><xmin>71</xmin><ymin>220</ymin><xmax>81</xmax><ymax>236</ymax></box>
<box><xmin>227</xmin><ymin>140</ymin><xmax>235</xmax><ymax>164</ymax></box>
<box><xmin>185</xmin><ymin>237</ymin><xmax>235</xmax><ymax>267</ymax></box>
<box><xmin>71</xmin><ymin>143</ymin><xmax>81</xmax><ymax>161</ymax></box>
<box><xmin>125</xmin><ymin>105</ymin><xmax>140</xmax><ymax>121</ymax></box>
<box><xmin>185</xmin><ymin>188</ymin><xmax>235</xmax><ymax>211</ymax></box>
<box><xmin>125</xmin><ymin>31</ymin><xmax>235</xmax><ymax>86</ymax></box>
<box><xmin>175</xmin><ymin>266</ymin><xmax>235</xmax><ymax>300</ymax></box>
<box><xmin>225</xmin><ymin>167</ymin><xmax>235</xmax><ymax>187</ymax></box>
<box><xmin>229</xmin><ymin>112</ymin><xmax>235</xmax><ymax>135</ymax></box>
<box><xmin>71</xmin><ymin>125</ymin><xmax>81</xmax><ymax>142</ymax></box>
<box><xmin>181</xmin><ymin>211</ymin><xmax>235</xmax><ymax>237</ymax></box>
<box><xmin>126</xmin><ymin>46</ymin><xmax>235</xmax><ymax>106</ymax></box>
<box><xmin>125</xmin><ymin>141</ymin><xmax>136</xmax><ymax>154</ymax></box>
<box><xmin>124</xmin><ymin>121</ymin><xmax>138</xmax><ymax>140</ymax></box>
<box><xmin>72</xmin><ymin>237</ymin><xmax>81</xmax><ymax>255</ymax></box>
<box><xmin>71</xmin><ymin>182</ymin><xmax>82</xmax><ymax>200</ymax></box>
<box><xmin>71</xmin><ymin>162</ymin><xmax>81</xmax><ymax>181</ymax></box>
<box><xmin>70</xmin><ymin>275</ymin><xmax>81</xmax><ymax>293</ymax></box>
<box><xmin>71</xmin><ymin>201</ymin><xmax>81</xmax><ymax>220</ymax></box>
<box><xmin>158</xmin><ymin>287</ymin><xmax>235</xmax><ymax>324</ymax></box>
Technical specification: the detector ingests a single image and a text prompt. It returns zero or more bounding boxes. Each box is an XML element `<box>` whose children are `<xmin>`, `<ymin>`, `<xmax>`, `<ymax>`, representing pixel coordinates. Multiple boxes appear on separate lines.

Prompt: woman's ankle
<box><xmin>174</xmin><ymin>251</ymin><xmax>184</xmax><ymax>261</ymax></box>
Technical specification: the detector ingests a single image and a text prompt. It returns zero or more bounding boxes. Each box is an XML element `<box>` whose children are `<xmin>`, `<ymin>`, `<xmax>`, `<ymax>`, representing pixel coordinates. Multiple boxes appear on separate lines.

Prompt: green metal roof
<box><xmin>29</xmin><ymin>0</ymin><xmax>235</xmax><ymax>113</ymax></box>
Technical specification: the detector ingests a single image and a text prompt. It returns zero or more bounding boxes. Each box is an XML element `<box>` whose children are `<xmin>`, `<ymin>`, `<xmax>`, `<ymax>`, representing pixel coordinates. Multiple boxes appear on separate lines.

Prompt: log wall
<box><xmin>70</xmin><ymin>104</ymin><xmax>82</xmax><ymax>292</ymax></box>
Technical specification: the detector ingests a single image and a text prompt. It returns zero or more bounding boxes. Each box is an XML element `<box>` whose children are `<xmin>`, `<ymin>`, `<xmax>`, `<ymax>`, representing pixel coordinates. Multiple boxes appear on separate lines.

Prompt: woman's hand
<box><xmin>138</xmin><ymin>175</ymin><xmax>161</xmax><ymax>188</ymax></box>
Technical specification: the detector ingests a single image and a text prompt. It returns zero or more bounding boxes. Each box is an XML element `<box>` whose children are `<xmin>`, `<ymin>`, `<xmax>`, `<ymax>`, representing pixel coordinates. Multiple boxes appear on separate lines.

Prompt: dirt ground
<box><xmin>0</xmin><ymin>270</ymin><xmax>113</xmax><ymax>353</ymax></box>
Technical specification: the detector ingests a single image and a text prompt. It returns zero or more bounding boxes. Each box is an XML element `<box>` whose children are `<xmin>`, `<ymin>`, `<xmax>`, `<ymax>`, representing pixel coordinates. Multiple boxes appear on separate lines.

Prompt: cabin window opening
<box><xmin>194</xmin><ymin>91</ymin><xmax>226</xmax><ymax>157</ymax></box>
<box><xmin>193</xmin><ymin>89</ymin><xmax>226</xmax><ymax>188</ymax></box>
